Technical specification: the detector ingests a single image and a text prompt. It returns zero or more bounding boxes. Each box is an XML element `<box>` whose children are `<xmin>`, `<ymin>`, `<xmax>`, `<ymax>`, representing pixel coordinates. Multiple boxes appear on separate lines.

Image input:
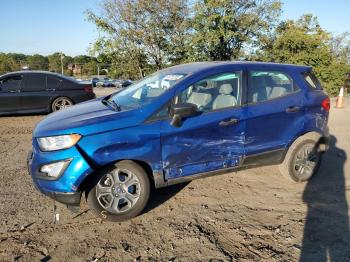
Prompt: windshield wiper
<box><xmin>101</xmin><ymin>98</ymin><xmax>121</xmax><ymax>111</ymax></box>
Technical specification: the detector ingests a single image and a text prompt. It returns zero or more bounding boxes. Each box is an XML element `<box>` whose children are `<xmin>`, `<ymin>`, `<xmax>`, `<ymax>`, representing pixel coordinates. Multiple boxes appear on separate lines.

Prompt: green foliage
<box><xmin>258</xmin><ymin>14</ymin><xmax>350</xmax><ymax>95</ymax></box>
<box><xmin>0</xmin><ymin>52</ymin><xmax>99</xmax><ymax>77</ymax></box>
<box><xmin>48</xmin><ymin>52</ymin><xmax>66</xmax><ymax>73</ymax></box>
<box><xmin>86</xmin><ymin>1</ymin><xmax>350</xmax><ymax>93</ymax></box>
<box><xmin>86</xmin><ymin>0</ymin><xmax>190</xmax><ymax>79</ymax></box>
<box><xmin>0</xmin><ymin>53</ymin><xmax>26</xmax><ymax>73</ymax></box>
<box><xmin>74</xmin><ymin>55</ymin><xmax>94</xmax><ymax>65</ymax></box>
<box><xmin>191</xmin><ymin>0</ymin><xmax>282</xmax><ymax>60</ymax></box>
<box><xmin>26</xmin><ymin>54</ymin><xmax>49</xmax><ymax>70</ymax></box>
<box><xmin>330</xmin><ymin>32</ymin><xmax>350</xmax><ymax>64</ymax></box>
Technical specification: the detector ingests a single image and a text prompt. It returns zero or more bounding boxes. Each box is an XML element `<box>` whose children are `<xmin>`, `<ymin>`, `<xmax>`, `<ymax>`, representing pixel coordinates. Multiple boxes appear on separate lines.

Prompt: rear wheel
<box><xmin>279</xmin><ymin>136</ymin><xmax>322</xmax><ymax>182</ymax></box>
<box><xmin>51</xmin><ymin>97</ymin><xmax>73</xmax><ymax>112</ymax></box>
<box><xmin>87</xmin><ymin>160</ymin><xmax>150</xmax><ymax>222</ymax></box>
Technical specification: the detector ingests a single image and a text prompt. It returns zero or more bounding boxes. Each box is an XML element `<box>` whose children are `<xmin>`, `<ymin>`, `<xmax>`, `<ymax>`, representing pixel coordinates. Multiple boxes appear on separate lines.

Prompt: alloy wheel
<box><xmin>292</xmin><ymin>143</ymin><xmax>320</xmax><ymax>180</ymax></box>
<box><xmin>96</xmin><ymin>168</ymin><xmax>141</xmax><ymax>214</ymax></box>
<box><xmin>52</xmin><ymin>98</ymin><xmax>73</xmax><ymax>111</ymax></box>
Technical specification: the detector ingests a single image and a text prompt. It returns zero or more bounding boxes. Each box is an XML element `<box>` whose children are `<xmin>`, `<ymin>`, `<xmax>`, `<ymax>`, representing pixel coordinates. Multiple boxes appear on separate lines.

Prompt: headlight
<box><xmin>37</xmin><ymin>134</ymin><xmax>81</xmax><ymax>151</ymax></box>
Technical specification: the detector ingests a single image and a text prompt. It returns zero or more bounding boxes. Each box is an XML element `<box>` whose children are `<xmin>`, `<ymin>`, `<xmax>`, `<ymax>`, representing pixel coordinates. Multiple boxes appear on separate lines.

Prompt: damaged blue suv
<box><xmin>28</xmin><ymin>62</ymin><xmax>329</xmax><ymax>221</ymax></box>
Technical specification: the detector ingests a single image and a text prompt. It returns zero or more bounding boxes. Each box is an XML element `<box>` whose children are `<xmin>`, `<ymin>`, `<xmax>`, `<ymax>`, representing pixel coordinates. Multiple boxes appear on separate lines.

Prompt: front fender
<box><xmin>77</xmin><ymin>121</ymin><xmax>163</xmax><ymax>180</ymax></box>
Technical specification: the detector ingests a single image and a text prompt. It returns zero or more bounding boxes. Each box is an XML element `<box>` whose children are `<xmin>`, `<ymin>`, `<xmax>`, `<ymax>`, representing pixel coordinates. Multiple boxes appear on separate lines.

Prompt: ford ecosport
<box><xmin>27</xmin><ymin>62</ymin><xmax>330</xmax><ymax>221</ymax></box>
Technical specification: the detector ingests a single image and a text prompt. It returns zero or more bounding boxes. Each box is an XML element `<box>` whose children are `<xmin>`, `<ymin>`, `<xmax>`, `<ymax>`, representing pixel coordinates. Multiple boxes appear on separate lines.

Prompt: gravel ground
<box><xmin>0</xmin><ymin>93</ymin><xmax>349</xmax><ymax>261</ymax></box>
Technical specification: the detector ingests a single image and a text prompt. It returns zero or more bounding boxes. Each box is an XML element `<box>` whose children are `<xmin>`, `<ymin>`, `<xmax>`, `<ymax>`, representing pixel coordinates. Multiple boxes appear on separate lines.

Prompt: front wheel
<box><xmin>87</xmin><ymin>161</ymin><xmax>150</xmax><ymax>222</ymax></box>
<box><xmin>279</xmin><ymin>137</ymin><xmax>322</xmax><ymax>182</ymax></box>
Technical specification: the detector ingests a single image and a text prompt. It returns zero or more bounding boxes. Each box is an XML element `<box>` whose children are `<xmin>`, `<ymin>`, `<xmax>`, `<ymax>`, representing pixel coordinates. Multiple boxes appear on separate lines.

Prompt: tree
<box><xmin>0</xmin><ymin>53</ymin><xmax>26</xmax><ymax>72</ymax></box>
<box><xmin>190</xmin><ymin>0</ymin><xmax>282</xmax><ymax>61</ymax></box>
<box><xmin>259</xmin><ymin>14</ymin><xmax>350</xmax><ymax>95</ymax></box>
<box><xmin>330</xmin><ymin>32</ymin><xmax>350</xmax><ymax>64</ymax></box>
<box><xmin>0</xmin><ymin>53</ymin><xmax>14</xmax><ymax>74</ymax></box>
<box><xmin>26</xmin><ymin>54</ymin><xmax>49</xmax><ymax>70</ymax></box>
<box><xmin>89</xmin><ymin>37</ymin><xmax>150</xmax><ymax>79</ymax></box>
<box><xmin>73</xmin><ymin>55</ymin><xmax>93</xmax><ymax>65</ymax></box>
<box><xmin>87</xmin><ymin>0</ymin><xmax>190</xmax><ymax>78</ymax></box>
<box><xmin>81</xmin><ymin>59</ymin><xmax>99</xmax><ymax>76</ymax></box>
<box><xmin>47</xmin><ymin>52</ymin><xmax>72</xmax><ymax>74</ymax></box>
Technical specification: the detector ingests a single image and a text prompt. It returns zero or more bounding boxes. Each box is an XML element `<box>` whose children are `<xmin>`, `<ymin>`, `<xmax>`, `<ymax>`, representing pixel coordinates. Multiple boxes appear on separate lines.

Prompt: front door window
<box><xmin>177</xmin><ymin>72</ymin><xmax>242</xmax><ymax>111</ymax></box>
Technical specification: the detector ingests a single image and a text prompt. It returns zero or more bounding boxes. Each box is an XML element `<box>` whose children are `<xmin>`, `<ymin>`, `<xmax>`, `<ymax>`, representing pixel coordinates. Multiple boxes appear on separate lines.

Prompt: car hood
<box><xmin>33</xmin><ymin>98</ymin><xmax>144</xmax><ymax>137</ymax></box>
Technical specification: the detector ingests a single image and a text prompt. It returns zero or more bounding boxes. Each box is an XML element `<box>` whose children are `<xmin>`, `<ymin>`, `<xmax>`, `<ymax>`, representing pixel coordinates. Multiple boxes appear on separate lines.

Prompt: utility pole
<box><xmin>97</xmin><ymin>65</ymin><xmax>100</xmax><ymax>78</ymax></box>
<box><xmin>60</xmin><ymin>52</ymin><xmax>64</xmax><ymax>75</ymax></box>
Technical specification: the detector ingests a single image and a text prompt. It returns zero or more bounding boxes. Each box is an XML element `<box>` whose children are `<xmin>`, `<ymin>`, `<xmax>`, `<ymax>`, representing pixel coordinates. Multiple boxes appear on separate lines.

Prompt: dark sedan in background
<box><xmin>0</xmin><ymin>71</ymin><xmax>96</xmax><ymax>115</ymax></box>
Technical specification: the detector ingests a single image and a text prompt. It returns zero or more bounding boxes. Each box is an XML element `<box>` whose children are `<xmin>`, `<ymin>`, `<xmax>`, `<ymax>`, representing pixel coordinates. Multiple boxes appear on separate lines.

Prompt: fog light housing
<box><xmin>39</xmin><ymin>159</ymin><xmax>71</xmax><ymax>180</ymax></box>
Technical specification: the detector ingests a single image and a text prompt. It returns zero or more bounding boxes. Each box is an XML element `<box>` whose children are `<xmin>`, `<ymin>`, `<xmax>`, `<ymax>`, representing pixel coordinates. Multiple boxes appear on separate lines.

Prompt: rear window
<box><xmin>303</xmin><ymin>71</ymin><xmax>322</xmax><ymax>90</ymax></box>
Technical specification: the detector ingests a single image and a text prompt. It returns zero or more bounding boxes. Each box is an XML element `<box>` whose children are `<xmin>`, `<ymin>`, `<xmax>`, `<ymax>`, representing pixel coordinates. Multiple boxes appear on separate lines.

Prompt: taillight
<box><xmin>321</xmin><ymin>97</ymin><xmax>330</xmax><ymax>111</ymax></box>
<box><xmin>84</xmin><ymin>85</ymin><xmax>93</xmax><ymax>93</ymax></box>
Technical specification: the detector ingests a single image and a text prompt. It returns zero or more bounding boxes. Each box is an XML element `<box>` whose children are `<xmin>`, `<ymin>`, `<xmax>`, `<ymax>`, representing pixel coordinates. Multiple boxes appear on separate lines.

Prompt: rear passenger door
<box><xmin>21</xmin><ymin>74</ymin><xmax>52</xmax><ymax>111</ymax></box>
<box><xmin>0</xmin><ymin>75</ymin><xmax>22</xmax><ymax>112</ymax></box>
<box><xmin>160</xmin><ymin>70</ymin><xmax>246</xmax><ymax>180</ymax></box>
<box><xmin>245</xmin><ymin>67</ymin><xmax>304</xmax><ymax>157</ymax></box>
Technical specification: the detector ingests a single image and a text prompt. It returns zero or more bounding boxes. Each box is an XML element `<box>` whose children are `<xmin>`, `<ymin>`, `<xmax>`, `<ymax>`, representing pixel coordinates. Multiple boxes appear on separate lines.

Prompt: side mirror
<box><xmin>170</xmin><ymin>102</ymin><xmax>198</xmax><ymax>127</ymax></box>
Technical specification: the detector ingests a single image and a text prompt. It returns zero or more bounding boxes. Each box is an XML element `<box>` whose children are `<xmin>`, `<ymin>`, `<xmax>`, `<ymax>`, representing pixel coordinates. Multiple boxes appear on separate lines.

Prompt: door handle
<box><xmin>46</xmin><ymin>89</ymin><xmax>56</xmax><ymax>91</ymax></box>
<box><xmin>219</xmin><ymin>118</ymin><xmax>239</xmax><ymax>126</ymax></box>
<box><xmin>9</xmin><ymin>90</ymin><xmax>19</xmax><ymax>93</ymax></box>
<box><xmin>286</xmin><ymin>106</ymin><xmax>300</xmax><ymax>113</ymax></box>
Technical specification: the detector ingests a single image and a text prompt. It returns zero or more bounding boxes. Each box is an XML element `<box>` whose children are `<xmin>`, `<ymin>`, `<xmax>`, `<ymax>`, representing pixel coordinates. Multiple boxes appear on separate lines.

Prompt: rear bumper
<box><xmin>72</xmin><ymin>93</ymin><xmax>96</xmax><ymax>104</ymax></box>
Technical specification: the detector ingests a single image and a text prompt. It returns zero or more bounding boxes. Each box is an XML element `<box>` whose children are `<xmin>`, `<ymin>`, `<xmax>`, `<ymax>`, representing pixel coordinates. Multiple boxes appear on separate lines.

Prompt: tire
<box><xmin>87</xmin><ymin>160</ymin><xmax>151</xmax><ymax>222</ymax></box>
<box><xmin>279</xmin><ymin>134</ymin><xmax>322</xmax><ymax>182</ymax></box>
<box><xmin>51</xmin><ymin>97</ymin><xmax>74</xmax><ymax>112</ymax></box>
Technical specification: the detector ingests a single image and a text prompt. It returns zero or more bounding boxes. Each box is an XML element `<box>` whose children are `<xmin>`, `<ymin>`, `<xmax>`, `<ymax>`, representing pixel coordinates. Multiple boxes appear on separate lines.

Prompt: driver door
<box><xmin>160</xmin><ymin>71</ymin><xmax>246</xmax><ymax>180</ymax></box>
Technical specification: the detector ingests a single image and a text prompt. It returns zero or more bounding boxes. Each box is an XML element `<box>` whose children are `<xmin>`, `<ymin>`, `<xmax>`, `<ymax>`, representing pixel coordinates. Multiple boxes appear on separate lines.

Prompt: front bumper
<box><xmin>27</xmin><ymin>140</ymin><xmax>93</xmax><ymax>206</ymax></box>
<box><xmin>45</xmin><ymin>191</ymin><xmax>81</xmax><ymax>205</ymax></box>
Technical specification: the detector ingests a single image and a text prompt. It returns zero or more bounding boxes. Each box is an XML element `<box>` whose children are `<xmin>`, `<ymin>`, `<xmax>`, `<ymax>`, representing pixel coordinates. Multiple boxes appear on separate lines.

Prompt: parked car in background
<box><xmin>91</xmin><ymin>77</ymin><xmax>99</xmax><ymax>87</ymax></box>
<box><xmin>0</xmin><ymin>71</ymin><xmax>96</xmax><ymax>115</ymax></box>
<box><xmin>121</xmin><ymin>79</ymin><xmax>133</xmax><ymax>88</ymax></box>
<box><xmin>110</xmin><ymin>79</ymin><xmax>123</xmax><ymax>88</ymax></box>
<box><xmin>28</xmin><ymin>62</ymin><xmax>329</xmax><ymax>222</ymax></box>
<box><xmin>103</xmin><ymin>78</ymin><xmax>116</xmax><ymax>87</ymax></box>
<box><xmin>95</xmin><ymin>77</ymin><xmax>108</xmax><ymax>87</ymax></box>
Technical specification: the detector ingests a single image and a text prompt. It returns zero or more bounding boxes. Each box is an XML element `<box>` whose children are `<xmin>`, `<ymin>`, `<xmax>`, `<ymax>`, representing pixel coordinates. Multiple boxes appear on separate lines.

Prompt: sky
<box><xmin>0</xmin><ymin>0</ymin><xmax>349</xmax><ymax>57</ymax></box>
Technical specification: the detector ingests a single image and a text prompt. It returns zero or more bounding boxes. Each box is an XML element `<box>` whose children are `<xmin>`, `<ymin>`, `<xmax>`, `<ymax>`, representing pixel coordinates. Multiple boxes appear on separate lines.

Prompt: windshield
<box><xmin>109</xmin><ymin>72</ymin><xmax>186</xmax><ymax>110</ymax></box>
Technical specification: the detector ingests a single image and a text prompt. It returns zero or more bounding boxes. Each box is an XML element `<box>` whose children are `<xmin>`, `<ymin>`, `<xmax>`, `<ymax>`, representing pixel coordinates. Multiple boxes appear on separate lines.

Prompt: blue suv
<box><xmin>27</xmin><ymin>62</ymin><xmax>330</xmax><ymax>221</ymax></box>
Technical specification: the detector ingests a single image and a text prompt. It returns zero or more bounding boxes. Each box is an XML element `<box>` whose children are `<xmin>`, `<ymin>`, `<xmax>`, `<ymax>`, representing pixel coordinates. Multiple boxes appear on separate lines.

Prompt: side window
<box><xmin>248</xmin><ymin>71</ymin><xmax>296</xmax><ymax>103</ymax></box>
<box><xmin>154</xmin><ymin>103</ymin><xmax>171</xmax><ymax>118</ymax></box>
<box><xmin>303</xmin><ymin>71</ymin><xmax>322</xmax><ymax>90</ymax></box>
<box><xmin>147</xmin><ymin>102</ymin><xmax>172</xmax><ymax>122</ymax></box>
<box><xmin>177</xmin><ymin>72</ymin><xmax>242</xmax><ymax>112</ymax></box>
<box><xmin>0</xmin><ymin>75</ymin><xmax>22</xmax><ymax>92</ymax></box>
<box><xmin>47</xmin><ymin>76</ymin><xmax>62</xmax><ymax>90</ymax></box>
<box><xmin>22</xmin><ymin>74</ymin><xmax>46</xmax><ymax>92</ymax></box>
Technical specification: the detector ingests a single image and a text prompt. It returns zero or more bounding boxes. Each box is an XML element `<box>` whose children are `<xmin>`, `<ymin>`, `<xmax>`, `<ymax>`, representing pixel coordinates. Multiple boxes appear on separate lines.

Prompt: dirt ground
<box><xmin>0</xmin><ymin>92</ymin><xmax>349</xmax><ymax>261</ymax></box>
